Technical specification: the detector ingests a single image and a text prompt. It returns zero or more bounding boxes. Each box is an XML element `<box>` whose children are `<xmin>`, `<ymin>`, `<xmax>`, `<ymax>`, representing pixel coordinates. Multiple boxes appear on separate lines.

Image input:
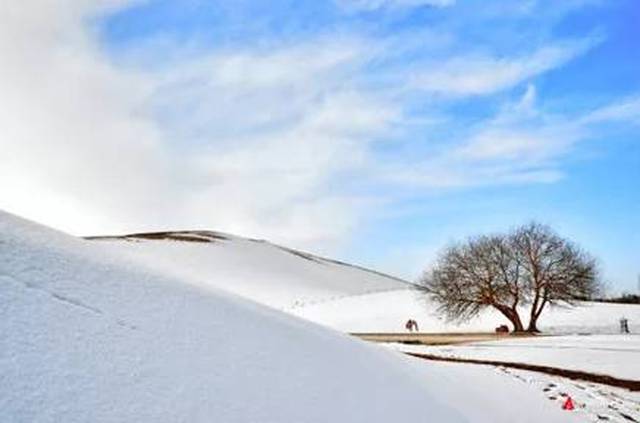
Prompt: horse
<box><xmin>405</xmin><ymin>319</ymin><xmax>419</xmax><ymax>332</ymax></box>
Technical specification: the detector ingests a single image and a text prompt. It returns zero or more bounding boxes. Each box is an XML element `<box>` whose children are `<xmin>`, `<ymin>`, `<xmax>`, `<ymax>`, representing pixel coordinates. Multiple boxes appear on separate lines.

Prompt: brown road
<box><xmin>351</xmin><ymin>332</ymin><xmax>532</xmax><ymax>346</ymax></box>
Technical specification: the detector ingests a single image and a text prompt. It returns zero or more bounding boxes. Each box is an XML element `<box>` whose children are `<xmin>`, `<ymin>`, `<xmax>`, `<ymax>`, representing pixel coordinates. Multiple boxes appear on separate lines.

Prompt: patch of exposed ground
<box><xmin>353</xmin><ymin>332</ymin><xmax>527</xmax><ymax>346</ymax></box>
<box><xmin>85</xmin><ymin>230</ymin><xmax>230</xmax><ymax>243</ymax></box>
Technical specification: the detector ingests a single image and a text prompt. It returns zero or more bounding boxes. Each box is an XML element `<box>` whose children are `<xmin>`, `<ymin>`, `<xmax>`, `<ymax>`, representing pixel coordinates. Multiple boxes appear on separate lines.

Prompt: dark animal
<box><xmin>620</xmin><ymin>317</ymin><xmax>630</xmax><ymax>334</ymax></box>
<box><xmin>405</xmin><ymin>319</ymin><xmax>419</xmax><ymax>332</ymax></box>
<box><xmin>495</xmin><ymin>324</ymin><xmax>509</xmax><ymax>334</ymax></box>
<box><xmin>404</xmin><ymin>319</ymin><xmax>418</xmax><ymax>332</ymax></box>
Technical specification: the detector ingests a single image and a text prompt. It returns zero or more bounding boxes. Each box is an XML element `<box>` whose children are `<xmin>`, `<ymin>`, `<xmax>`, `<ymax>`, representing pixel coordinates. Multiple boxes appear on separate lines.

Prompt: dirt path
<box><xmin>352</xmin><ymin>332</ymin><xmax>532</xmax><ymax>346</ymax></box>
<box><xmin>406</xmin><ymin>352</ymin><xmax>640</xmax><ymax>392</ymax></box>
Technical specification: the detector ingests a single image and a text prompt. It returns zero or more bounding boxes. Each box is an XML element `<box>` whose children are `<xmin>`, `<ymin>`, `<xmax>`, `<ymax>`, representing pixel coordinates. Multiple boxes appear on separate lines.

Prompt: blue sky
<box><xmin>1</xmin><ymin>0</ymin><xmax>638</xmax><ymax>292</ymax></box>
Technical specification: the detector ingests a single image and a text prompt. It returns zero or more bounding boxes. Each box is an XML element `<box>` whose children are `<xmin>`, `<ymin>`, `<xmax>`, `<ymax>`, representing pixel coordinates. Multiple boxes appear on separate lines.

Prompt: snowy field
<box><xmin>89</xmin><ymin>233</ymin><xmax>640</xmax><ymax>335</ymax></box>
<box><xmin>387</xmin><ymin>334</ymin><xmax>640</xmax><ymax>380</ymax></box>
<box><xmin>472</xmin><ymin>364</ymin><xmax>640</xmax><ymax>422</ymax></box>
<box><xmin>399</xmin><ymin>358</ymin><xmax>640</xmax><ymax>423</ymax></box>
<box><xmin>1</xmin><ymin>210</ymin><xmax>583</xmax><ymax>422</ymax></box>
<box><xmin>385</xmin><ymin>334</ymin><xmax>640</xmax><ymax>421</ymax></box>
<box><xmin>294</xmin><ymin>291</ymin><xmax>640</xmax><ymax>333</ymax></box>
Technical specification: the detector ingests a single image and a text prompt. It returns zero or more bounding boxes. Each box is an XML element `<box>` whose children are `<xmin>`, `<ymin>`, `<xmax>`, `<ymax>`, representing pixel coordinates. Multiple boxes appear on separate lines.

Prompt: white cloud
<box><xmin>581</xmin><ymin>96</ymin><xmax>640</xmax><ymax>125</ymax></box>
<box><xmin>454</xmin><ymin>87</ymin><xmax>578</xmax><ymax>163</ymax></box>
<box><xmin>0</xmin><ymin>2</ymin><xmax>399</xmax><ymax>251</ymax></box>
<box><xmin>146</xmin><ymin>39</ymin><xmax>401</xmax><ymax>249</ymax></box>
<box><xmin>457</xmin><ymin>130</ymin><xmax>556</xmax><ymax>161</ymax></box>
<box><xmin>0</xmin><ymin>0</ymin><xmax>172</xmax><ymax>231</ymax></box>
<box><xmin>378</xmin><ymin>82</ymin><xmax>640</xmax><ymax>190</ymax></box>
<box><xmin>410</xmin><ymin>41</ymin><xmax>597</xmax><ymax>96</ymax></box>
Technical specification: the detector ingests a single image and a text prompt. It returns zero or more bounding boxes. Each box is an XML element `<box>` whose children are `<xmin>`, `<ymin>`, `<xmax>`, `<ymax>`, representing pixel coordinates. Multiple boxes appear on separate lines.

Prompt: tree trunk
<box><xmin>494</xmin><ymin>304</ymin><xmax>525</xmax><ymax>332</ymax></box>
<box><xmin>509</xmin><ymin>310</ymin><xmax>525</xmax><ymax>333</ymax></box>
<box><xmin>527</xmin><ymin>307</ymin><xmax>540</xmax><ymax>332</ymax></box>
<box><xmin>527</xmin><ymin>298</ymin><xmax>547</xmax><ymax>332</ymax></box>
<box><xmin>528</xmin><ymin>288</ymin><xmax>540</xmax><ymax>332</ymax></box>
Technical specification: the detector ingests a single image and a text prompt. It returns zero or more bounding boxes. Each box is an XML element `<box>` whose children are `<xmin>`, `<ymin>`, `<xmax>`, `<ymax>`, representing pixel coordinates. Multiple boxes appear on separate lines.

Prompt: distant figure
<box><xmin>620</xmin><ymin>317</ymin><xmax>630</xmax><ymax>333</ymax></box>
<box><xmin>495</xmin><ymin>324</ymin><xmax>509</xmax><ymax>334</ymax></box>
<box><xmin>405</xmin><ymin>319</ymin><xmax>419</xmax><ymax>332</ymax></box>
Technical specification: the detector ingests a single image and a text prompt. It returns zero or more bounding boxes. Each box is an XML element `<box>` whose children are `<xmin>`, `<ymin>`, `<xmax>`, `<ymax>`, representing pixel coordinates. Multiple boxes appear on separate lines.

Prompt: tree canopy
<box><xmin>419</xmin><ymin>223</ymin><xmax>600</xmax><ymax>332</ymax></box>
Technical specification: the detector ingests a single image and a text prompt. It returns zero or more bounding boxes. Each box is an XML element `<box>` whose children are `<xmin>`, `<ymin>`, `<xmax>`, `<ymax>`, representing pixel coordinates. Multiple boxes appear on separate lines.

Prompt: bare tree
<box><xmin>419</xmin><ymin>234</ymin><xmax>525</xmax><ymax>332</ymax></box>
<box><xmin>511</xmin><ymin>223</ymin><xmax>599</xmax><ymax>332</ymax></box>
<box><xmin>419</xmin><ymin>222</ymin><xmax>599</xmax><ymax>333</ymax></box>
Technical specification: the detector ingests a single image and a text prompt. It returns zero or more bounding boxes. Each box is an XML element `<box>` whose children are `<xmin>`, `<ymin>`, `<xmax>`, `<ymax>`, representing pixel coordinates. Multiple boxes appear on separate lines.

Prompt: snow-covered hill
<box><xmin>86</xmin><ymin>230</ymin><xmax>413</xmax><ymax>310</ymax></box>
<box><xmin>0</xmin><ymin>211</ymin><xmax>579</xmax><ymax>422</ymax></box>
<box><xmin>89</xmin><ymin>230</ymin><xmax>640</xmax><ymax>334</ymax></box>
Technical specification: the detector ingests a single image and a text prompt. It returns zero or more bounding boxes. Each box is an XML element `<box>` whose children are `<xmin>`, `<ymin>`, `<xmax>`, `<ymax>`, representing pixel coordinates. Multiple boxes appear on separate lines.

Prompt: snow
<box><xmin>397</xmin><ymin>358</ymin><xmax>586</xmax><ymax>422</ymax></box>
<box><xmin>0</xmin><ymin>211</ymin><xmax>581</xmax><ymax>422</ymax></box>
<box><xmin>478</xmin><ymin>365</ymin><xmax>640</xmax><ymax>422</ymax></box>
<box><xmin>388</xmin><ymin>334</ymin><xmax>640</xmax><ymax>380</ymax></box>
<box><xmin>91</xmin><ymin>233</ymin><xmax>640</xmax><ymax>335</ymax></box>
<box><xmin>293</xmin><ymin>290</ymin><xmax>640</xmax><ymax>334</ymax></box>
<box><xmin>91</xmin><ymin>232</ymin><xmax>410</xmax><ymax>310</ymax></box>
<box><xmin>386</xmin><ymin>336</ymin><xmax>640</xmax><ymax>421</ymax></box>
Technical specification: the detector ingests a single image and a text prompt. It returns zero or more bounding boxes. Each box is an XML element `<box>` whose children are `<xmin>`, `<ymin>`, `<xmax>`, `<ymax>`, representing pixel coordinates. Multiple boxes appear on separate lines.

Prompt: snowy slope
<box><xmin>88</xmin><ymin>231</ymin><xmax>411</xmax><ymax>310</ymax></box>
<box><xmin>0</xmin><ymin>211</ymin><xmax>580</xmax><ymax>422</ymax></box>
<box><xmin>89</xmin><ymin>232</ymin><xmax>640</xmax><ymax>335</ymax></box>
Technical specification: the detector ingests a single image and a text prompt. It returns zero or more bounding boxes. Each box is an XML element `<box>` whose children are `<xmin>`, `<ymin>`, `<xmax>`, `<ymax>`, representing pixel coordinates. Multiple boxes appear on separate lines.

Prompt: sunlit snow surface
<box><xmin>392</xmin><ymin>334</ymin><xmax>640</xmax><ymax>380</ymax></box>
<box><xmin>387</xmin><ymin>335</ymin><xmax>640</xmax><ymax>422</ymax></box>
<box><xmin>91</xmin><ymin>231</ymin><xmax>410</xmax><ymax>310</ymax></box>
<box><xmin>0</xmin><ymin>211</ymin><xmax>580</xmax><ymax>422</ymax></box>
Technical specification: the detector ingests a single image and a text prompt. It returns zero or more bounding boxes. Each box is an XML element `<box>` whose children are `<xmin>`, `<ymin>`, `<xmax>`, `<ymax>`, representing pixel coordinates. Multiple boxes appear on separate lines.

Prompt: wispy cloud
<box><xmin>581</xmin><ymin>96</ymin><xmax>640</xmax><ymax>125</ymax></box>
<box><xmin>410</xmin><ymin>40</ymin><xmax>599</xmax><ymax>96</ymax></box>
<box><xmin>378</xmin><ymin>82</ymin><xmax>639</xmax><ymax>189</ymax></box>
<box><xmin>0</xmin><ymin>6</ymin><xmax>393</xmax><ymax>249</ymax></box>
